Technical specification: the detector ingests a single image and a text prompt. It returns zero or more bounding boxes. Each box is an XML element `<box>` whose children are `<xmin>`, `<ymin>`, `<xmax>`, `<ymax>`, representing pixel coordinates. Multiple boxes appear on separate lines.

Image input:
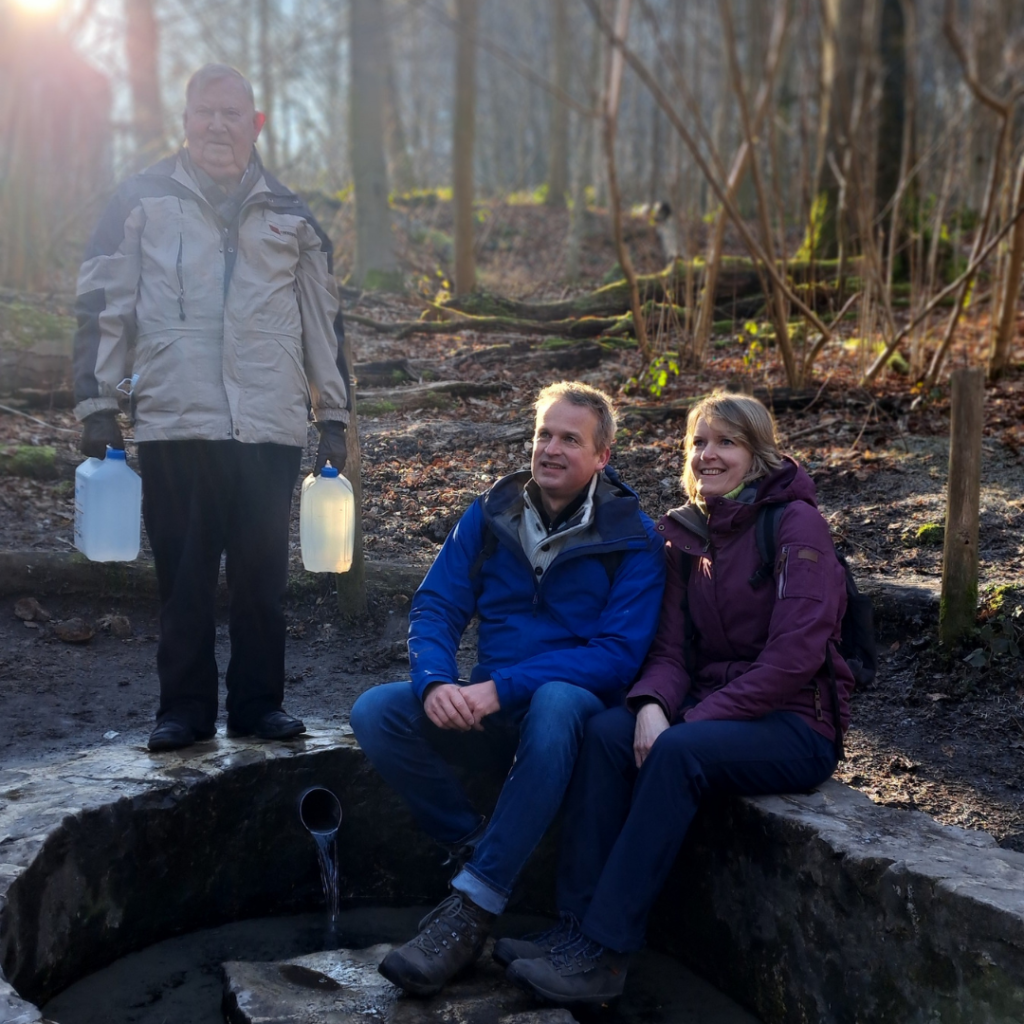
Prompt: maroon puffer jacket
<box><xmin>627</xmin><ymin>457</ymin><xmax>853</xmax><ymax>744</ymax></box>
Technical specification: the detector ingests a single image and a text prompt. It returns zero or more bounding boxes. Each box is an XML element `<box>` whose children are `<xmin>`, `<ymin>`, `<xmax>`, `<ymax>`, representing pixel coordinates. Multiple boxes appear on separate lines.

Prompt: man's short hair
<box><xmin>534</xmin><ymin>381</ymin><xmax>617</xmax><ymax>452</ymax></box>
<box><xmin>185</xmin><ymin>64</ymin><xmax>256</xmax><ymax>110</ymax></box>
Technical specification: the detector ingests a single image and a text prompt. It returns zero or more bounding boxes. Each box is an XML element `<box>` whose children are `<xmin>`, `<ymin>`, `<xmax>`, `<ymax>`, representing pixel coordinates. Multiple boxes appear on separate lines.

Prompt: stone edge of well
<box><xmin>2</xmin><ymin>736</ymin><xmax>1024</xmax><ymax>1023</ymax></box>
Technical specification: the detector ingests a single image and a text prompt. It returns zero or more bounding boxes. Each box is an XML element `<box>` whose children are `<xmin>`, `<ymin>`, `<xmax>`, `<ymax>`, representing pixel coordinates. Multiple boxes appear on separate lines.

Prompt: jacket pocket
<box><xmin>778</xmin><ymin>544</ymin><xmax>826</xmax><ymax>601</ymax></box>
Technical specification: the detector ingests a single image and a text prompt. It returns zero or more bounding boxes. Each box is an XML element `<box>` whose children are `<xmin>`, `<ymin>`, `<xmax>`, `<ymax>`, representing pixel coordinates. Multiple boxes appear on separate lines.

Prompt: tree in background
<box><xmin>0</xmin><ymin>8</ymin><xmax>112</xmax><ymax>290</ymax></box>
<box><xmin>545</xmin><ymin>0</ymin><xmax>570</xmax><ymax>207</ymax></box>
<box><xmin>124</xmin><ymin>0</ymin><xmax>165</xmax><ymax>167</ymax></box>
<box><xmin>349</xmin><ymin>0</ymin><xmax>399</xmax><ymax>290</ymax></box>
<box><xmin>453</xmin><ymin>0</ymin><xmax>479</xmax><ymax>297</ymax></box>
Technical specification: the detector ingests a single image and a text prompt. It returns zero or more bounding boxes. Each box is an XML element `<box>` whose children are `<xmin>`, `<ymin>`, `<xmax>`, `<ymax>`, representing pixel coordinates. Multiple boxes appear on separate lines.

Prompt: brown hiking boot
<box><xmin>378</xmin><ymin>892</ymin><xmax>495</xmax><ymax>996</ymax></box>
<box><xmin>492</xmin><ymin>911</ymin><xmax>582</xmax><ymax>967</ymax></box>
<box><xmin>507</xmin><ymin>934</ymin><xmax>630</xmax><ymax>1004</ymax></box>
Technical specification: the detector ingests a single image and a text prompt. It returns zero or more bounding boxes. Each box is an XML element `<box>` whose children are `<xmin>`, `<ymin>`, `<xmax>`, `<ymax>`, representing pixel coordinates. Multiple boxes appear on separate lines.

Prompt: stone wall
<box><xmin>1</xmin><ymin>735</ymin><xmax>1022</xmax><ymax>1023</ymax></box>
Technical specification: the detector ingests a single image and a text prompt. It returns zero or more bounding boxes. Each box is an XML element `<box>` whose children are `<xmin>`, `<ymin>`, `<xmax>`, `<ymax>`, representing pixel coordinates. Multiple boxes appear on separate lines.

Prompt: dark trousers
<box><xmin>138</xmin><ymin>439</ymin><xmax>301</xmax><ymax>732</ymax></box>
<box><xmin>557</xmin><ymin>705</ymin><xmax>837</xmax><ymax>952</ymax></box>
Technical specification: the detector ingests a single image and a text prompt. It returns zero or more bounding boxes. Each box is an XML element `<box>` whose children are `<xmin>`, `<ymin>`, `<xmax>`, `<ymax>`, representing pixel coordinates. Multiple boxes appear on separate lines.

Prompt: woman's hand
<box><xmin>634</xmin><ymin>701</ymin><xmax>671</xmax><ymax>768</ymax></box>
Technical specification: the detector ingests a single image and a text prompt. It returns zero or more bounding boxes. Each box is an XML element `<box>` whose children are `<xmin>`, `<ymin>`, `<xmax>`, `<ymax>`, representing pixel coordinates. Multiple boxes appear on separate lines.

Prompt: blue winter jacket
<box><xmin>408</xmin><ymin>467</ymin><xmax>666</xmax><ymax>710</ymax></box>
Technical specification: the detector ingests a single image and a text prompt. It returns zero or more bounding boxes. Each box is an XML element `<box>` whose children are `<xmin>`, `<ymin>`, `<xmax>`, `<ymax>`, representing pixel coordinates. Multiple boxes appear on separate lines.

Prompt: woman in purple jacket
<box><xmin>502</xmin><ymin>392</ymin><xmax>854</xmax><ymax>1004</ymax></box>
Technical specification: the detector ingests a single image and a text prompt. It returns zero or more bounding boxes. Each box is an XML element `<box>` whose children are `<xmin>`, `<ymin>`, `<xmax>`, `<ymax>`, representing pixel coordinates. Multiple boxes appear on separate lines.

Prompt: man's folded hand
<box><xmin>424</xmin><ymin>682</ymin><xmax>477</xmax><ymax>731</ymax></box>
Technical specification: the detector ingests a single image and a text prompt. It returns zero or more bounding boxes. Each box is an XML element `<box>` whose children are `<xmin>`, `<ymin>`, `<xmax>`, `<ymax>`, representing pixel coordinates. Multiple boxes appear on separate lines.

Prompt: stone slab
<box><xmin>222</xmin><ymin>941</ymin><xmax>760</xmax><ymax>1024</ymax></box>
<box><xmin>223</xmin><ymin>943</ymin><xmax>563</xmax><ymax>1024</ymax></box>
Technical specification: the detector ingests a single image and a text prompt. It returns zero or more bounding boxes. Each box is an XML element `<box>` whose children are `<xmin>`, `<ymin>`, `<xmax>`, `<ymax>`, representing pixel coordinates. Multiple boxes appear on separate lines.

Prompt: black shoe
<box><xmin>148</xmin><ymin>719</ymin><xmax>215</xmax><ymax>753</ymax></box>
<box><xmin>493</xmin><ymin>911</ymin><xmax>582</xmax><ymax>968</ymax></box>
<box><xmin>227</xmin><ymin>710</ymin><xmax>306</xmax><ymax>741</ymax></box>
<box><xmin>378</xmin><ymin>892</ymin><xmax>495</xmax><ymax>996</ymax></box>
<box><xmin>506</xmin><ymin>934</ymin><xmax>629</xmax><ymax>1005</ymax></box>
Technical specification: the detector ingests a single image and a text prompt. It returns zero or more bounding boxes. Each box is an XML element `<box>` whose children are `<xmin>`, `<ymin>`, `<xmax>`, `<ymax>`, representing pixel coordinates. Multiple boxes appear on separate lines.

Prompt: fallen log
<box><xmin>439</xmin><ymin>257</ymin><xmax>847</xmax><ymax>322</ymax></box>
<box><xmin>353</xmin><ymin>359</ymin><xmax>418</xmax><ymax>386</ymax></box>
<box><xmin>451</xmin><ymin>339</ymin><xmax>617</xmax><ymax>371</ymax></box>
<box><xmin>357</xmin><ymin>379</ymin><xmax>510</xmax><ymax>414</ymax></box>
<box><xmin>346</xmin><ymin>311</ymin><xmax>624</xmax><ymax>339</ymax></box>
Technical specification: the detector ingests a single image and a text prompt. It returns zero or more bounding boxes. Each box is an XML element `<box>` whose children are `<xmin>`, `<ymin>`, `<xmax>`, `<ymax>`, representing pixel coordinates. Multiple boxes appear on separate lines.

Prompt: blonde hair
<box><xmin>680</xmin><ymin>392</ymin><xmax>783</xmax><ymax>501</ymax></box>
<box><xmin>534</xmin><ymin>381</ymin><xmax>616</xmax><ymax>451</ymax></box>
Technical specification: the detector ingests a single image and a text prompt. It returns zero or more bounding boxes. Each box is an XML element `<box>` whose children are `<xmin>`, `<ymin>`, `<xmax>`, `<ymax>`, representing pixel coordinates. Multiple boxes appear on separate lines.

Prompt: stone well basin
<box><xmin>1</xmin><ymin>726</ymin><xmax>1023</xmax><ymax>1023</ymax></box>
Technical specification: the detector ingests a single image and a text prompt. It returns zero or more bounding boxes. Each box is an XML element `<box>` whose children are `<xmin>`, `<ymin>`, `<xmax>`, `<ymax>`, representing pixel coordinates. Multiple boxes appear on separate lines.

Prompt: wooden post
<box><xmin>939</xmin><ymin>367</ymin><xmax>984</xmax><ymax>645</ymax></box>
<box><xmin>335</xmin><ymin>329</ymin><xmax>366</xmax><ymax>618</ymax></box>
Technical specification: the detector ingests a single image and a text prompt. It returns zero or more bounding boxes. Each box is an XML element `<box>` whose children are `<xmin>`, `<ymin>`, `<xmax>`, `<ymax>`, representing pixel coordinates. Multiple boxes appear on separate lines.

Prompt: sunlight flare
<box><xmin>12</xmin><ymin>0</ymin><xmax>63</xmax><ymax>14</ymax></box>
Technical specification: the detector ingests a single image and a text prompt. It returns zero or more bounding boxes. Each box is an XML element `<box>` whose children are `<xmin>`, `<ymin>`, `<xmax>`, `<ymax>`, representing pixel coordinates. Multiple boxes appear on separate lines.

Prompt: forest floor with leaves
<box><xmin>1</xmin><ymin>198</ymin><xmax>1023</xmax><ymax>853</ymax></box>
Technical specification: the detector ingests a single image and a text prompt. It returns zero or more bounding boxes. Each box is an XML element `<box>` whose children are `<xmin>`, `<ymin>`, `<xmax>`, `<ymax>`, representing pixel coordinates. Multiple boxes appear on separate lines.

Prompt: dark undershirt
<box><xmin>526</xmin><ymin>480</ymin><xmax>590</xmax><ymax>533</ymax></box>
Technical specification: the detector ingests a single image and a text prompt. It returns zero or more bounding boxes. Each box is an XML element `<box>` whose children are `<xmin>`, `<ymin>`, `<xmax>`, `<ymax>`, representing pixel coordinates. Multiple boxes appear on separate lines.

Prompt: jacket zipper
<box><xmin>777</xmin><ymin>544</ymin><xmax>790</xmax><ymax>599</ymax></box>
<box><xmin>176</xmin><ymin>233</ymin><xmax>186</xmax><ymax>321</ymax></box>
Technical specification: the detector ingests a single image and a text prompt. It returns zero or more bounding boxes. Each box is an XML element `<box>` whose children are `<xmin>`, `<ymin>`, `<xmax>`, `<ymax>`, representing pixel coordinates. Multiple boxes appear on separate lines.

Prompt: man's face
<box><xmin>531</xmin><ymin>399</ymin><xmax>610</xmax><ymax>515</ymax></box>
<box><xmin>183</xmin><ymin>76</ymin><xmax>262</xmax><ymax>186</ymax></box>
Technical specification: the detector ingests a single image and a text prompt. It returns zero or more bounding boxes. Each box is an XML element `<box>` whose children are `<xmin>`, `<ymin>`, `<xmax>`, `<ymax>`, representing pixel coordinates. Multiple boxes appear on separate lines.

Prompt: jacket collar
<box><xmin>483</xmin><ymin>466</ymin><xmax>648</xmax><ymax>545</ymax></box>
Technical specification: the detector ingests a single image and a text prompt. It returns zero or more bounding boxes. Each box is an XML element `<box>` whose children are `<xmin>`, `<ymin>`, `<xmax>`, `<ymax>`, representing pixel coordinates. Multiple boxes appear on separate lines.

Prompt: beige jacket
<box><xmin>73</xmin><ymin>152</ymin><xmax>350</xmax><ymax>447</ymax></box>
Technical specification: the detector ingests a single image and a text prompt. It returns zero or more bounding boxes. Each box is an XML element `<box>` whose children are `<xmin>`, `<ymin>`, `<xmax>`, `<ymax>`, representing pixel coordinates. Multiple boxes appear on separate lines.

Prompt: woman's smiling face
<box><xmin>688</xmin><ymin>416</ymin><xmax>755</xmax><ymax>499</ymax></box>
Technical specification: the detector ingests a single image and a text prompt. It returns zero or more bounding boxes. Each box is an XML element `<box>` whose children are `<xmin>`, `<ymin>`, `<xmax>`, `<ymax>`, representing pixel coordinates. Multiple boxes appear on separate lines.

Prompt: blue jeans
<box><xmin>557</xmin><ymin>705</ymin><xmax>838</xmax><ymax>952</ymax></box>
<box><xmin>350</xmin><ymin>680</ymin><xmax>606</xmax><ymax>914</ymax></box>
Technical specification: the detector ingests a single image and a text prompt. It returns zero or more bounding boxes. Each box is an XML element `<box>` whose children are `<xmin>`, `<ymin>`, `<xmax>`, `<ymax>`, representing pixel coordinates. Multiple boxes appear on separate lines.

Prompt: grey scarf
<box><xmin>181</xmin><ymin>147</ymin><xmax>262</xmax><ymax>226</ymax></box>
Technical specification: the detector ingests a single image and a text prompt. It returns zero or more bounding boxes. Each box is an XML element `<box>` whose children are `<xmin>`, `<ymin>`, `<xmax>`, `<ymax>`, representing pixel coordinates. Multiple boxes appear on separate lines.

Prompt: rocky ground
<box><xmin>1</xmin><ymin>198</ymin><xmax>1023</xmax><ymax>853</ymax></box>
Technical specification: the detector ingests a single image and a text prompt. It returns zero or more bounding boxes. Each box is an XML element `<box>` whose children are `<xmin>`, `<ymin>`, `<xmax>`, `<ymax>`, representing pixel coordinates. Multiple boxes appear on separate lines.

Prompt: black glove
<box><xmin>81</xmin><ymin>411</ymin><xmax>125</xmax><ymax>459</ymax></box>
<box><xmin>314</xmin><ymin>420</ymin><xmax>348</xmax><ymax>475</ymax></box>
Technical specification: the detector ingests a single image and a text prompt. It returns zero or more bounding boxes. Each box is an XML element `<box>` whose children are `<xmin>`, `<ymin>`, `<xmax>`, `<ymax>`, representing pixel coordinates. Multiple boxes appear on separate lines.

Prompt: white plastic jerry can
<box><xmin>300</xmin><ymin>464</ymin><xmax>355</xmax><ymax>573</ymax></box>
<box><xmin>74</xmin><ymin>447</ymin><xmax>142</xmax><ymax>562</ymax></box>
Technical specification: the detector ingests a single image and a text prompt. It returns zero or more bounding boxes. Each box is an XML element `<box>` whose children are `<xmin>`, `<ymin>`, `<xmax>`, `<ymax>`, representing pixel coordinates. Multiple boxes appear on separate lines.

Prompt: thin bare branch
<box><xmin>580</xmin><ymin>0</ymin><xmax>835</xmax><ymax>347</ymax></box>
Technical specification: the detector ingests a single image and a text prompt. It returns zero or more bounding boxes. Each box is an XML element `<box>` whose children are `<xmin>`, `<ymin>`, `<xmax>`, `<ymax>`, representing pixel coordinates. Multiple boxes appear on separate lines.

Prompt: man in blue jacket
<box><xmin>350</xmin><ymin>381</ymin><xmax>665</xmax><ymax>996</ymax></box>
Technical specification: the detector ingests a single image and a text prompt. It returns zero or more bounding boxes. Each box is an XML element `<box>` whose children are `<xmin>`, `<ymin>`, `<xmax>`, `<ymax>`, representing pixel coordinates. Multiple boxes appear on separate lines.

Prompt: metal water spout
<box><xmin>299</xmin><ymin>786</ymin><xmax>343</xmax><ymax>835</ymax></box>
<box><xmin>299</xmin><ymin>787</ymin><xmax>343</xmax><ymax>925</ymax></box>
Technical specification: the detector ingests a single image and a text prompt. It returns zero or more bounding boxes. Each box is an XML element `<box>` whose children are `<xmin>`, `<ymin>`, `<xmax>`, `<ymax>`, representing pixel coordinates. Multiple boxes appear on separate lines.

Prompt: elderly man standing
<box><xmin>72</xmin><ymin>65</ymin><xmax>351</xmax><ymax>752</ymax></box>
<box><xmin>350</xmin><ymin>381</ymin><xmax>665</xmax><ymax>996</ymax></box>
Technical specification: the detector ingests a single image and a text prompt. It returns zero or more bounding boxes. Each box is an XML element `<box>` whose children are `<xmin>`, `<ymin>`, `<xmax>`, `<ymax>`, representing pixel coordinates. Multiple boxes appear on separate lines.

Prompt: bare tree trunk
<box><xmin>603</xmin><ymin>0</ymin><xmax>650</xmax><ymax>360</ymax></box>
<box><xmin>875</xmin><ymin>0</ymin><xmax>908</xmax><ymax>272</ymax></box>
<box><xmin>350</xmin><ymin>0</ymin><xmax>398</xmax><ymax>288</ymax></box>
<box><xmin>258</xmin><ymin>0</ymin><xmax>277</xmax><ymax>170</ymax></box>
<box><xmin>334</xmin><ymin>329</ymin><xmax>366</xmax><ymax>618</ymax></box>
<box><xmin>546</xmin><ymin>0</ymin><xmax>570</xmax><ymax>207</ymax></box>
<box><xmin>990</xmin><ymin>147</ymin><xmax>1024</xmax><ymax>380</ymax></box>
<box><xmin>453</xmin><ymin>0</ymin><xmax>479</xmax><ymax>297</ymax></box>
<box><xmin>124</xmin><ymin>0</ymin><xmax>164</xmax><ymax>167</ymax></box>
<box><xmin>692</xmin><ymin>1</ymin><xmax>789</xmax><ymax>365</ymax></box>
<box><xmin>924</xmin><ymin>1</ymin><xmax>1014</xmax><ymax>387</ymax></box>
<box><xmin>720</xmin><ymin>0</ymin><xmax>798</xmax><ymax>386</ymax></box>
<box><xmin>324</xmin><ymin>9</ymin><xmax>346</xmax><ymax>189</ymax></box>
<box><xmin>566</xmin><ymin>16</ymin><xmax>601</xmax><ymax>282</ymax></box>
<box><xmin>382</xmin><ymin>0</ymin><xmax>416</xmax><ymax>195</ymax></box>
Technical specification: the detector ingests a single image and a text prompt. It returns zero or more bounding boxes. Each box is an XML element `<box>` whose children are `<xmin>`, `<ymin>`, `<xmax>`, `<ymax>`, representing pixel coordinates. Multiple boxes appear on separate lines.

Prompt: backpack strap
<box><xmin>468</xmin><ymin>522</ymin><xmax>500</xmax><ymax>589</ymax></box>
<box><xmin>749</xmin><ymin>502</ymin><xmax>787</xmax><ymax>589</ymax></box>
<box><xmin>676</xmin><ymin>546</ymin><xmax>697</xmax><ymax>678</ymax></box>
<box><xmin>824</xmin><ymin>644</ymin><xmax>846</xmax><ymax>762</ymax></box>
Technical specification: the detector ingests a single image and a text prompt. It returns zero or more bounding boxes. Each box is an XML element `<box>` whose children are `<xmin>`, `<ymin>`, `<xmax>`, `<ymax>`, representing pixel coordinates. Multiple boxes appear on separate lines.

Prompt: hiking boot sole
<box><xmin>506</xmin><ymin>960</ymin><xmax>626</xmax><ymax>1006</ymax></box>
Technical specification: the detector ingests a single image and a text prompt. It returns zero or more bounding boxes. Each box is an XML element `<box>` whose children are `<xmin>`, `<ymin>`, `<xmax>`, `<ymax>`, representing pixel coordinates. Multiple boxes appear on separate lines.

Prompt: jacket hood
<box><xmin>666</xmin><ymin>456</ymin><xmax>818</xmax><ymax>539</ymax></box>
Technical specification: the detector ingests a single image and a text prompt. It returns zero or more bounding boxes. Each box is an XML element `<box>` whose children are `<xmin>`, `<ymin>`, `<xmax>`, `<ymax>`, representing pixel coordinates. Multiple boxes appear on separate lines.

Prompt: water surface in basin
<box><xmin>42</xmin><ymin>906</ymin><xmax>761</xmax><ymax>1024</ymax></box>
